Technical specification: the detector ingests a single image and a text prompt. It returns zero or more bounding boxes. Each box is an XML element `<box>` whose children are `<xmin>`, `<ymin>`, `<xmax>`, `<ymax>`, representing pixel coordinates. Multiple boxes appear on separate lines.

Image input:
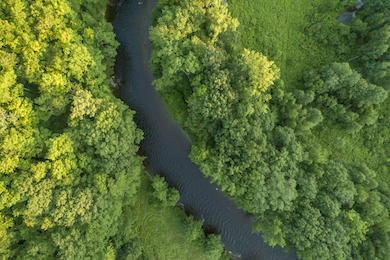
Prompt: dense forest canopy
<box><xmin>2</xmin><ymin>0</ymin><xmax>390</xmax><ymax>259</ymax></box>
<box><xmin>0</xmin><ymin>0</ymin><xmax>144</xmax><ymax>258</ymax></box>
<box><xmin>150</xmin><ymin>0</ymin><xmax>390</xmax><ymax>259</ymax></box>
<box><xmin>0</xmin><ymin>0</ymin><xmax>227</xmax><ymax>259</ymax></box>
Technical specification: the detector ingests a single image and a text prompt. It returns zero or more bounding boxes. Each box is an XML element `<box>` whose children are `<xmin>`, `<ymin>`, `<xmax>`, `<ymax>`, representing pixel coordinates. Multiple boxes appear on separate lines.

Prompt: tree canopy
<box><xmin>150</xmin><ymin>0</ymin><xmax>390</xmax><ymax>259</ymax></box>
<box><xmin>0</xmin><ymin>0</ymin><xmax>227</xmax><ymax>259</ymax></box>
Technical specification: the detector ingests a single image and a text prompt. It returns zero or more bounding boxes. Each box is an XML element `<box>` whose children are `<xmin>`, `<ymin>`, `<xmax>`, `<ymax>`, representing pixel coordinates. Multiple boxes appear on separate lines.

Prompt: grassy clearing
<box><xmin>228</xmin><ymin>0</ymin><xmax>348</xmax><ymax>87</ymax></box>
<box><xmin>132</xmin><ymin>174</ymin><xmax>207</xmax><ymax>260</ymax></box>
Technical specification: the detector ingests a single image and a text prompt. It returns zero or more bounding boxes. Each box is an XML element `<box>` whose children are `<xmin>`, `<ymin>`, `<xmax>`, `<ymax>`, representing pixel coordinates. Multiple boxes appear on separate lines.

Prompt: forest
<box><xmin>2</xmin><ymin>0</ymin><xmax>390</xmax><ymax>259</ymax></box>
<box><xmin>0</xmin><ymin>0</ymin><xmax>227</xmax><ymax>259</ymax></box>
<box><xmin>149</xmin><ymin>0</ymin><xmax>390</xmax><ymax>259</ymax></box>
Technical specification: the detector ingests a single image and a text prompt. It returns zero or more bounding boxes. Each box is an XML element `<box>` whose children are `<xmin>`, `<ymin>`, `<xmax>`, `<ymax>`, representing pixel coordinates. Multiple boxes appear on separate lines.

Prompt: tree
<box><xmin>150</xmin><ymin>175</ymin><xmax>180</xmax><ymax>207</ymax></box>
<box><xmin>303</xmin><ymin>62</ymin><xmax>387</xmax><ymax>132</ymax></box>
<box><xmin>0</xmin><ymin>0</ymin><xmax>144</xmax><ymax>258</ymax></box>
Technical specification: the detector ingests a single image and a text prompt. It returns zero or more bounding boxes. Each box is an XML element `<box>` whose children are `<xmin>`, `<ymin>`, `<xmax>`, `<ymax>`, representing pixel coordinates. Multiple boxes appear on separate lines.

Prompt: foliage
<box><xmin>151</xmin><ymin>0</ymin><xmax>390</xmax><ymax>259</ymax></box>
<box><xmin>0</xmin><ymin>0</ymin><xmax>227</xmax><ymax>259</ymax></box>
<box><xmin>270</xmin><ymin>84</ymin><xmax>323</xmax><ymax>135</ymax></box>
<box><xmin>0</xmin><ymin>0</ymin><xmax>135</xmax><ymax>257</ymax></box>
<box><xmin>150</xmin><ymin>175</ymin><xmax>180</xmax><ymax>207</ymax></box>
<box><xmin>130</xmin><ymin>174</ymin><xmax>226</xmax><ymax>260</ymax></box>
<box><xmin>303</xmin><ymin>62</ymin><xmax>387</xmax><ymax>132</ymax></box>
<box><xmin>151</xmin><ymin>0</ymin><xmax>281</xmax><ymax>201</ymax></box>
<box><xmin>348</xmin><ymin>0</ymin><xmax>390</xmax><ymax>89</ymax></box>
<box><xmin>228</xmin><ymin>0</ymin><xmax>350</xmax><ymax>88</ymax></box>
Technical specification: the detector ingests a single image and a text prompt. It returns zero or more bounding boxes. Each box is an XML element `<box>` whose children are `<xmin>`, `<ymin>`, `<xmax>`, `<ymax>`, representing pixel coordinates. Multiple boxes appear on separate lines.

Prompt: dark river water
<box><xmin>113</xmin><ymin>0</ymin><xmax>299</xmax><ymax>259</ymax></box>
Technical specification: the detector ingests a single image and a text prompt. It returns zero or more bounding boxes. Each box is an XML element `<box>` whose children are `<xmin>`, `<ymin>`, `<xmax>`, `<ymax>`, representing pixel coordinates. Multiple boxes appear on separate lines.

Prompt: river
<box><xmin>112</xmin><ymin>0</ymin><xmax>299</xmax><ymax>259</ymax></box>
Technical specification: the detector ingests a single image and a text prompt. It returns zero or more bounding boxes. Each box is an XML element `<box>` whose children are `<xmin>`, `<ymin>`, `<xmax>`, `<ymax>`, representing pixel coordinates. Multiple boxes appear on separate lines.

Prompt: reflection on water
<box><xmin>112</xmin><ymin>0</ymin><xmax>299</xmax><ymax>259</ymax></box>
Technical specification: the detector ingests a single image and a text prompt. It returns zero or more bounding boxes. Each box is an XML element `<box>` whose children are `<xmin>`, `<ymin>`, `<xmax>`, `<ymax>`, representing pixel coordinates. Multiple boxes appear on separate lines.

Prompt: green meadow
<box><xmin>229</xmin><ymin>0</ymin><xmax>351</xmax><ymax>86</ymax></box>
<box><xmin>130</xmin><ymin>174</ymin><xmax>208</xmax><ymax>260</ymax></box>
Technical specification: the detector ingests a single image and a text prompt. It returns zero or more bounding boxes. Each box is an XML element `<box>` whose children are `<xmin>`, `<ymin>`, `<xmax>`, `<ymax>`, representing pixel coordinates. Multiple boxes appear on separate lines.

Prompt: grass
<box><xmin>132</xmin><ymin>173</ymin><xmax>208</xmax><ymax>260</ymax></box>
<box><xmin>228</xmin><ymin>0</ymin><xmax>348</xmax><ymax>87</ymax></box>
<box><xmin>228</xmin><ymin>0</ymin><xmax>390</xmax><ymax>185</ymax></box>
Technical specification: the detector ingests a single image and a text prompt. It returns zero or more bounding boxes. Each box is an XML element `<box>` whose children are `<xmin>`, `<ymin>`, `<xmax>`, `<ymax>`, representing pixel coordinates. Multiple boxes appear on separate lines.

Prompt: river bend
<box><xmin>113</xmin><ymin>1</ymin><xmax>299</xmax><ymax>259</ymax></box>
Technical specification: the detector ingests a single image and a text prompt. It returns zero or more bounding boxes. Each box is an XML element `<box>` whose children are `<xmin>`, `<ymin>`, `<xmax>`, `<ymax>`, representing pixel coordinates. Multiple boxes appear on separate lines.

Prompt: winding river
<box><xmin>113</xmin><ymin>0</ymin><xmax>299</xmax><ymax>259</ymax></box>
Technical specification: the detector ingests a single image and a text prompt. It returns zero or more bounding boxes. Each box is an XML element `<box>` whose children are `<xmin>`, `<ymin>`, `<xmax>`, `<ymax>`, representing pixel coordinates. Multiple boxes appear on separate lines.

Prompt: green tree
<box><xmin>303</xmin><ymin>62</ymin><xmax>387</xmax><ymax>132</ymax></box>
